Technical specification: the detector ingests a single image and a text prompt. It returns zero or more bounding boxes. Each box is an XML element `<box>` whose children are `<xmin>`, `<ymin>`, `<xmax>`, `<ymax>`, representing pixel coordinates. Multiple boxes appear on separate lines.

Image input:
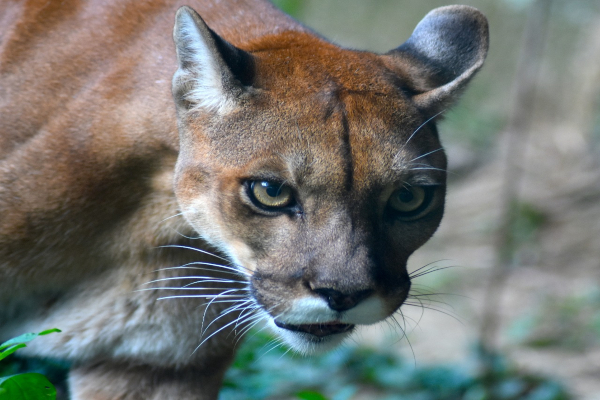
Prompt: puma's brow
<box><xmin>387</xmin><ymin>159</ymin><xmax>445</xmax><ymax>184</ymax></box>
<box><xmin>376</xmin><ymin>176</ymin><xmax>442</xmax><ymax>194</ymax></box>
<box><xmin>240</xmin><ymin>155</ymin><xmax>317</xmax><ymax>186</ymax></box>
<box><xmin>242</xmin><ymin>171</ymin><xmax>291</xmax><ymax>183</ymax></box>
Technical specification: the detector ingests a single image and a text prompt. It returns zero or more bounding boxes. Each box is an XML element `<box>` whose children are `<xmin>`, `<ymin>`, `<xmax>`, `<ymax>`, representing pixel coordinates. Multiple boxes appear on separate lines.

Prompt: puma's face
<box><xmin>171</xmin><ymin>6</ymin><xmax>487</xmax><ymax>352</ymax></box>
<box><xmin>175</xmin><ymin>91</ymin><xmax>446</xmax><ymax>352</ymax></box>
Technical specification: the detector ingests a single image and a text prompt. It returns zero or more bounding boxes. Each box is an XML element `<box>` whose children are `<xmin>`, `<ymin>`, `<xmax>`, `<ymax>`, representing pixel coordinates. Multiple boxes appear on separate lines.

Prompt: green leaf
<box><xmin>0</xmin><ymin>344</ymin><xmax>27</xmax><ymax>362</ymax></box>
<box><xmin>271</xmin><ymin>0</ymin><xmax>304</xmax><ymax>17</ymax></box>
<box><xmin>0</xmin><ymin>373</ymin><xmax>56</xmax><ymax>399</ymax></box>
<box><xmin>296</xmin><ymin>390</ymin><xmax>329</xmax><ymax>400</ymax></box>
<box><xmin>1</xmin><ymin>334</ymin><xmax>37</xmax><ymax>351</ymax></box>
<box><xmin>0</xmin><ymin>329</ymin><xmax>61</xmax><ymax>352</ymax></box>
<box><xmin>37</xmin><ymin>329</ymin><xmax>61</xmax><ymax>337</ymax></box>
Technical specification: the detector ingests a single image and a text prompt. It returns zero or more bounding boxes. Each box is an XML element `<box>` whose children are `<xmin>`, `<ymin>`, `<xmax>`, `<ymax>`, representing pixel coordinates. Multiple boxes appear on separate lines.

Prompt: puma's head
<box><xmin>171</xmin><ymin>6</ymin><xmax>488</xmax><ymax>353</ymax></box>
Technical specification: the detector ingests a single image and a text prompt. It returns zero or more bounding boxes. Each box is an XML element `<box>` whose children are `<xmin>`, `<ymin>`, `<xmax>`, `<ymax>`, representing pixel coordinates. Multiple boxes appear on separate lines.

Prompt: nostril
<box><xmin>312</xmin><ymin>288</ymin><xmax>374</xmax><ymax>312</ymax></box>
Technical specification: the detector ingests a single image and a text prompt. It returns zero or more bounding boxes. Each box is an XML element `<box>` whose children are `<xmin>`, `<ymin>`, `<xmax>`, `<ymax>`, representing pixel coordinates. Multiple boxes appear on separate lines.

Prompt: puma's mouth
<box><xmin>265</xmin><ymin>296</ymin><xmax>389</xmax><ymax>352</ymax></box>
<box><xmin>274</xmin><ymin>320</ymin><xmax>355</xmax><ymax>338</ymax></box>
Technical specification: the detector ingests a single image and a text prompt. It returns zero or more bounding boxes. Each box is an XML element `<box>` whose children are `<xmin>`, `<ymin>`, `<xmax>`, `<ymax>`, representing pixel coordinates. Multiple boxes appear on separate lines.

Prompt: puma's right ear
<box><xmin>172</xmin><ymin>6</ymin><xmax>254</xmax><ymax>114</ymax></box>
<box><xmin>387</xmin><ymin>5</ymin><xmax>489</xmax><ymax>116</ymax></box>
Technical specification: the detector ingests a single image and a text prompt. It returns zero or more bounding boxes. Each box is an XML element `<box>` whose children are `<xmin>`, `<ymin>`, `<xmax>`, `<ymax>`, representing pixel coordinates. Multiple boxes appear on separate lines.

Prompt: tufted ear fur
<box><xmin>387</xmin><ymin>5</ymin><xmax>489</xmax><ymax>116</ymax></box>
<box><xmin>172</xmin><ymin>6</ymin><xmax>254</xmax><ymax>114</ymax></box>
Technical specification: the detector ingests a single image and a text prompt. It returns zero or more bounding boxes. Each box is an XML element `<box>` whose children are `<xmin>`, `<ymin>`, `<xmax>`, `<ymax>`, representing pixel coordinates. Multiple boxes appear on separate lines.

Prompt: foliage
<box><xmin>475</xmin><ymin>345</ymin><xmax>570</xmax><ymax>400</ymax></box>
<box><xmin>271</xmin><ymin>0</ymin><xmax>305</xmax><ymax>17</ymax></box>
<box><xmin>0</xmin><ymin>327</ymin><xmax>571</xmax><ymax>400</ymax></box>
<box><xmin>591</xmin><ymin>93</ymin><xmax>600</xmax><ymax>152</ymax></box>
<box><xmin>441</xmin><ymin>99</ymin><xmax>505</xmax><ymax>155</ymax></box>
<box><xmin>220</xmin><ymin>330</ymin><xmax>571</xmax><ymax>400</ymax></box>
<box><xmin>0</xmin><ymin>330</ymin><xmax>61</xmax><ymax>400</ymax></box>
<box><xmin>496</xmin><ymin>200</ymin><xmax>548</xmax><ymax>267</ymax></box>
<box><xmin>0</xmin><ymin>330</ymin><xmax>61</xmax><ymax>363</ymax></box>
<box><xmin>0</xmin><ymin>374</ymin><xmax>56</xmax><ymax>400</ymax></box>
<box><xmin>508</xmin><ymin>287</ymin><xmax>600</xmax><ymax>350</ymax></box>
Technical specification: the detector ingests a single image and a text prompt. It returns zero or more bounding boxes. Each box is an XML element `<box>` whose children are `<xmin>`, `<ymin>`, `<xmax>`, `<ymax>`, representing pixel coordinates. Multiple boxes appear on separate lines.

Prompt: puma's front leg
<box><xmin>69</xmin><ymin>362</ymin><xmax>229</xmax><ymax>400</ymax></box>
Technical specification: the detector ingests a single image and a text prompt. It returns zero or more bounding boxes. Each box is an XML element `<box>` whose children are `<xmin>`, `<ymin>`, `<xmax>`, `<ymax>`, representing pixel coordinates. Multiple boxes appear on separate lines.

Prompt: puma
<box><xmin>0</xmin><ymin>0</ymin><xmax>488</xmax><ymax>398</ymax></box>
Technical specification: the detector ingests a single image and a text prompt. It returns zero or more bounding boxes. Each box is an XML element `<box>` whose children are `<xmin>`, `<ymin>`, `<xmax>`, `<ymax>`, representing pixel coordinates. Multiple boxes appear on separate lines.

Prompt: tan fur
<box><xmin>0</xmin><ymin>1</ymin><xmax>488</xmax><ymax>398</ymax></box>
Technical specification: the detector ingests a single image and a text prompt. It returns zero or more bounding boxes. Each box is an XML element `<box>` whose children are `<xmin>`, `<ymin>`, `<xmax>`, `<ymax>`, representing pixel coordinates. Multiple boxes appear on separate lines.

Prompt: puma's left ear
<box><xmin>386</xmin><ymin>5</ymin><xmax>489</xmax><ymax>116</ymax></box>
<box><xmin>172</xmin><ymin>6</ymin><xmax>254</xmax><ymax>115</ymax></box>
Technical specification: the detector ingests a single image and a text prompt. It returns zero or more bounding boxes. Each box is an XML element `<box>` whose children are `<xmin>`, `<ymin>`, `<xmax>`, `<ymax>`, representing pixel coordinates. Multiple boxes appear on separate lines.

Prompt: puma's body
<box><xmin>0</xmin><ymin>1</ymin><xmax>488</xmax><ymax>398</ymax></box>
<box><xmin>0</xmin><ymin>1</ymin><xmax>293</xmax><ymax>395</ymax></box>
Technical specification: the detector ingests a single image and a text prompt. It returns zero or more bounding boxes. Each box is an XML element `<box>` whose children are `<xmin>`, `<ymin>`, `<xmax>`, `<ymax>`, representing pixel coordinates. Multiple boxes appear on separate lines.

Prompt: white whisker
<box><xmin>157</xmin><ymin>245</ymin><xmax>230</xmax><ymax>262</ymax></box>
<box><xmin>193</xmin><ymin>309</ymin><xmax>265</xmax><ymax>354</ymax></box>
<box><xmin>182</xmin><ymin>278</ymin><xmax>246</xmax><ymax>287</ymax></box>
<box><xmin>409</xmin><ymin>167</ymin><xmax>447</xmax><ymax>172</ymax></box>
<box><xmin>159</xmin><ymin>212</ymin><xmax>185</xmax><ymax>224</ymax></box>
<box><xmin>260</xmin><ymin>337</ymin><xmax>285</xmax><ymax>358</ymax></box>
<box><xmin>137</xmin><ymin>287</ymin><xmax>250</xmax><ymax>292</ymax></box>
<box><xmin>235</xmin><ymin>307</ymin><xmax>278</xmax><ymax>343</ymax></box>
<box><xmin>409</xmin><ymin>148</ymin><xmax>443</xmax><ymax>162</ymax></box>
<box><xmin>235</xmin><ymin>312</ymin><xmax>271</xmax><ymax>343</ymax></box>
<box><xmin>155</xmin><ymin>262</ymin><xmax>250</xmax><ymax>276</ymax></box>
<box><xmin>156</xmin><ymin>295</ymin><xmax>246</xmax><ymax>300</ymax></box>
<box><xmin>198</xmin><ymin>299</ymin><xmax>248</xmax><ymax>305</ymax></box>
<box><xmin>233</xmin><ymin>301</ymin><xmax>262</xmax><ymax>333</ymax></box>
<box><xmin>404</xmin><ymin>109</ymin><xmax>446</xmax><ymax>146</ymax></box>
<box><xmin>142</xmin><ymin>276</ymin><xmax>245</xmax><ymax>285</ymax></box>
<box><xmin>201</xmin><ymin>289</ymin><xmax>252</xmax><ymax>334</ymax></box>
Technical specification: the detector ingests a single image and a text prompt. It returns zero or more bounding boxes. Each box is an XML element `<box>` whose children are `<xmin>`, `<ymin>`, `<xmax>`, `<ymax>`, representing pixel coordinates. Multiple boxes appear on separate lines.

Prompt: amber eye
<box><xmin>249</xmin><ymin>181</ymin><xmax>294</xmax><ymax>208</ymax></box>
<box><xmin>388</xmin><ymin>186</ymin><xmax>431</xmax><ymax>218</ymax></box>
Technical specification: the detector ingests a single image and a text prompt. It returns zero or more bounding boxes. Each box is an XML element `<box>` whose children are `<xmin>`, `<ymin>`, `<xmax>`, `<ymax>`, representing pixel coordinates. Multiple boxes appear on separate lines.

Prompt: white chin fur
<box><xmin>277</xmin><ymin>296</ymin><xmax>389</xmax><ymax>326</ymax></box>
<box><xmin>265</xmin><ymin>295</ymin><xmax>390</xmax><ymax>354</ymax></box>
<box><xmin>267</xmin><ymin>319</ymin><xmax>351</xmax><ymax>355</ymax></box>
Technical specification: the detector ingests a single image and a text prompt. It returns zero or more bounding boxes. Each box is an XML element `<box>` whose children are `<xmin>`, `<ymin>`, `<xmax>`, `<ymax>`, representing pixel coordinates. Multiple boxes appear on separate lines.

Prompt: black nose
<box><xmin>312</xmin><ymin>288</ymin><xmax>374</xmax><ymax>312</ymax></box>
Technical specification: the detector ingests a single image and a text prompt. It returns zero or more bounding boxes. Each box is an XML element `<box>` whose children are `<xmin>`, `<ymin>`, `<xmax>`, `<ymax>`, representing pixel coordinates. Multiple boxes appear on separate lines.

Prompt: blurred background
<box><xmin>220</xmin><ymin>0</ymin><xmax>600</xmax><ymax>399</ymax></box>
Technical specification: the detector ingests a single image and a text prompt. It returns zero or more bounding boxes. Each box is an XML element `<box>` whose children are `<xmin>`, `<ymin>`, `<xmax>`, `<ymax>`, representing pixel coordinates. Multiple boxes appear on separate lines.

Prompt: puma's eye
<box><xmin>249</xmin><ymin>181</ymin><xmax>294</xmax><ymax>208</ymax></box>
<box><xmin>388</xmin><ymin>186</ymin><xmax>433</xmax><ymax>219</ymax></box>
